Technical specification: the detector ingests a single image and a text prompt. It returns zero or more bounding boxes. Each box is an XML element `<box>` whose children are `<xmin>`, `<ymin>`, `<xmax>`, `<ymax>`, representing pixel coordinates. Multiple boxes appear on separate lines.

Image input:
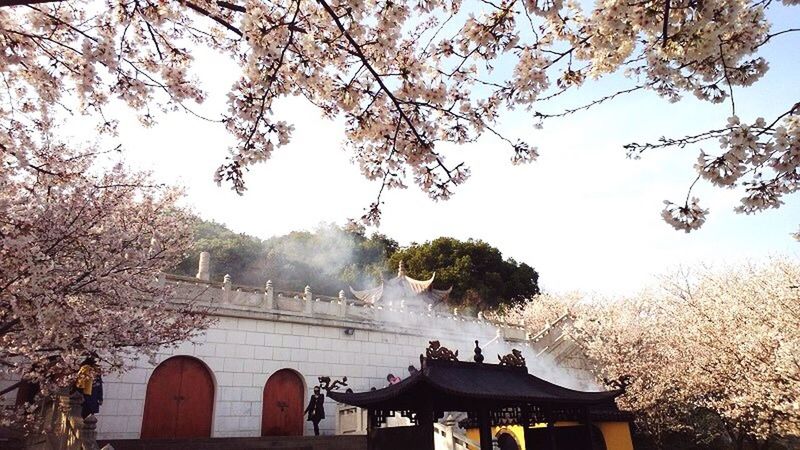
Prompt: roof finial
<box><xmin>473</xmin><ymin>340</ymin><xmax>484</xmax><ymax>363</ymax></box>
<box><xmin>398</xmin><ymin>260</ymin><xmax>406</xmax><ymax>277</ymax></box>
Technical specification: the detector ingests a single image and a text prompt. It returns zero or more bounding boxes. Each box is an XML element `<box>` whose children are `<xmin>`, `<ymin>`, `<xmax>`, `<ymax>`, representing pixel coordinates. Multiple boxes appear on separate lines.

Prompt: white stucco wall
<box><xmin>0</xmin><ymin>276</ymin><xmax>573</xmax><ymax>441</ymax></box>
<box><xmin>96</xmin><ymin>314</ymin><xmax>488</xmax><ymax>440</ymax></box>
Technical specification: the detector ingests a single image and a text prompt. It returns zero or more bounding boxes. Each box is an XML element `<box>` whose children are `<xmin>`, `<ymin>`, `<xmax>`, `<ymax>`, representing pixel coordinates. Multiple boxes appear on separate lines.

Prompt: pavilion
<box><xmin>349</xmin><ymin>261</ymin><xmax>452</xmax><ymax>306</ymax></box>
<box><xmin>328</xmin><ymin>341</ymin><xmax>635</xmax><ymax>450</ymax></box>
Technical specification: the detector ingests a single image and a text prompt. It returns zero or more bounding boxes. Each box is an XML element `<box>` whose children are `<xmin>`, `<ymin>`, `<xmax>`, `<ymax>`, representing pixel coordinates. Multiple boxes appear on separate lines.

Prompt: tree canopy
<box><xmin>174</xmin><ymin>221</ymin><xmax>397</xmax><ymax>295</ymax></box>
<box><xmin>175</xmin><ymin>219</ymin><xmax>266</xmax><ymax>284</ymax></box>
<box><xmin>504</xmin><ymin>260</ymin><xmax>800</xmax><ymax>449</ymax></box>
<box><xmin>0</xmin><ymin>146</ymin><xmax>210</xmax><ymax>425</ymax></box>
<box><xmin>1</xmin><ymin>0</ymin><xmax>797</xmax><ymax>235</ymax></box>
<box><xmin>174</xmin><ymin>221</ymin><xmax>539</xmax><ymax>308</ymax></box>
<box><xmin>388</xmin><ymin>237</ymin><xmax>540</xmax><ymax>309</ymax></box>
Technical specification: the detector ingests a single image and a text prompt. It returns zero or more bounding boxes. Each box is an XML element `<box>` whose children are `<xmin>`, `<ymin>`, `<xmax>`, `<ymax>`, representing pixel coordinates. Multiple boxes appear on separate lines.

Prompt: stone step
<box><xmin>99</xmin><ymin>435</ymin><xmax>367</xmax><ymax>450</ymax></box>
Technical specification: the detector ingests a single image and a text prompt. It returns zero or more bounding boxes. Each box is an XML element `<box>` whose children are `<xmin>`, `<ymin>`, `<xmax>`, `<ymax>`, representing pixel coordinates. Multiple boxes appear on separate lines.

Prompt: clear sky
<box><xmin>89</xmin><ymin>7</ymin><xmax>800</xmax><ymax>295</ymax></box>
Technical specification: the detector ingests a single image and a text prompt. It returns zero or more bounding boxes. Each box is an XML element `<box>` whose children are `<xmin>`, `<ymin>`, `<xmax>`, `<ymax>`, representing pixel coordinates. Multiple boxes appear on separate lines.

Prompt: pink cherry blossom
<box><xmin>0</xmin><ymin>0</ymin><xmax>797</xmax><ymax>229</ymax></box>
<box><xmin>0</xmin><ymin>142</ymin><xmax>211</xmax><ymax>427</ymax></box>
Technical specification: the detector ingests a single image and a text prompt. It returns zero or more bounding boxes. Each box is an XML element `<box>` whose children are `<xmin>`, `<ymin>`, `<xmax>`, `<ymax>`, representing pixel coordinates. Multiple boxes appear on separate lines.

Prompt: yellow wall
<box><xmin>465</xmin><ymin>421</ymin><xmax>635</xmax><ymax>450</ymax></box>
<box><xmin>466</xmin><ymin>425</ymin><xmax>527</xmax><ymax>449</ymax></box>
<box><xmin>465</xmin><ymin>427</ymin><xmax>479</xmax><ymax>443</ymax></box>
<box><xmin>597</xmin><ymin>422</ymin><xmax>635</xmax><ymax>450</ymax></box>
<box><xmin>495</xmin><ymin>426</ymin><xmax>526</xmax><ymax>449</ymax></box>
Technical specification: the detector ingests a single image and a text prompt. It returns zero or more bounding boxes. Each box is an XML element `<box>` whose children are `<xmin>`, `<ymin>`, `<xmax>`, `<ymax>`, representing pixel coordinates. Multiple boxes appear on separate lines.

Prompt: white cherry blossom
<box><xmin>0</xmin><ymin>0</ymin><xmax>797</xmax><ymax>229</ymax></box>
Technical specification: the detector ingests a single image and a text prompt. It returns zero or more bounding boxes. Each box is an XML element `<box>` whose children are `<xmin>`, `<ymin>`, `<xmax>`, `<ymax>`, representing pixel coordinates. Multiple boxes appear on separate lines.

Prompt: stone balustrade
<box><xmin>335</xmin><ymin>405</ymin><xmax>479</xmax><ymax>450</ymax></box>
<box><xmin>27</xmin><ymin>391</ymin><xmax>102</xmax><ymax>450</ymax></box>
<box><xmin>161</xmin><ymin>273</ymin><xmax>529</xmax><ymax>343</ymax></box>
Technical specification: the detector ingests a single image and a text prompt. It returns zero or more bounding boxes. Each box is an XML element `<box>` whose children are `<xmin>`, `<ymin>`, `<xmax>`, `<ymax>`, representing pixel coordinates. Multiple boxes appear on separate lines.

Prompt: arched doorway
<box><xmin>141</xmin><ymin>356</ymin><xmax>214</xmax><ymax>439</ymax></box>
<box><xmin>496</xmin><ymin>431</ymin><xmax>520</xmax><ymax>450</ymax></box>
<box><xmin>261</xmin><ymin>369</ymin><xmax>305</xmax><ymax>436</ymax></box>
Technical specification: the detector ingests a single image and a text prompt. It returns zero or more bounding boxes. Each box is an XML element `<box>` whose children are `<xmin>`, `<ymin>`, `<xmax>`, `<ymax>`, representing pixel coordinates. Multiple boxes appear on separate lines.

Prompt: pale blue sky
<box><xmin>89</xmin><ymin>6</ymin><xmax>799</xmax><ymax>295</ymax></box>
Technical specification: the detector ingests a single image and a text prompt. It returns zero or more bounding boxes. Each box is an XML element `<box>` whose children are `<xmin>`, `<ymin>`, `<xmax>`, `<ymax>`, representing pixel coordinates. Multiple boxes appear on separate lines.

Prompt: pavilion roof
<box><xmin>328</xmin><ymin>358</ymin><xmax>622</xmax><ymax>411</ymax></box>
<box><xmin>349</xmin><ymin>261</ymin><xmax>452</xmax><ymax>305</ymax></box>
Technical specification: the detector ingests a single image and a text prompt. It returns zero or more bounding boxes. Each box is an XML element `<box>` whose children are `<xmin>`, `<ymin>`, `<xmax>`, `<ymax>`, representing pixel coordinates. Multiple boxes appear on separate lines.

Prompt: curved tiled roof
<box><xmin>349</xmin><ymin>261</ymin><xmax>452</xmax><ymax>305</ymax></box>
<box><xmin>328</xmin><ymin>358</ymin><xmax>622</xmax><ymax>410</ymax></box>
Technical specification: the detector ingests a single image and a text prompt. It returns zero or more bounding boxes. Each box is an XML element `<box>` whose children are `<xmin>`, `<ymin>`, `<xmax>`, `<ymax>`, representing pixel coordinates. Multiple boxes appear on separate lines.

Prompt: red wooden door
<box><xmin>262</xmin><ymin>369</ymin><xmax>304</xmax><ymax>436</ymax></box>
<box><xmin>141</xmin><ymin>356</ymin><xmax>214</xmax><ymax>439</ymax></box>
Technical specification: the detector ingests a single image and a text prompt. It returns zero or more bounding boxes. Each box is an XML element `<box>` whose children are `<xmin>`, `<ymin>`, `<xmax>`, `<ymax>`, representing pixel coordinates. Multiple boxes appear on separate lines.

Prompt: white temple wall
<box><xmin>96</xmin><ymin>314</ymin><xmax>489</xmax><ymax>440</ymax></box>
<box><xmin>1</xmin><ymin>270</ymin><xmax>584</xmax><ymax>441</ymax></box>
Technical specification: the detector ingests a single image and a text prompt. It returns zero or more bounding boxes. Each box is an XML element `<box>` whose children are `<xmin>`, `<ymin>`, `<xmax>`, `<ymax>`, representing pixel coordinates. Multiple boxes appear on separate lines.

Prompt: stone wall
<box><xmin>96</xmin><ymin>283</ymin><xmax>517</xmax><ymax>440</ymax></box>
<box><xmin>2</xmin><ymin>270</ymin><xmax>588</xmax><ymax>441</ymax></box>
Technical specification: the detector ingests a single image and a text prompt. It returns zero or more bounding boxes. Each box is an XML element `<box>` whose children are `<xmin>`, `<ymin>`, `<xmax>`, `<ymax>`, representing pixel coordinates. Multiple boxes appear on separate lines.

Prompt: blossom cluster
<box><xmin>506</xmin><ymin>259</ymin><xmax>800</xmax><ymax>445</ymax></box>
<box><xmin>0</xmin><ymin>143</ymin><xmax>211</xmax><ymax>425</ymax></box>
<box><xmin>661</xmin><ymin>197</ymin><xmax>709</xmax><ymax>233</ymax></box>
<box><xmin>2</xmin><ymin>0</ymin><xmax>795</xmax><ymax>226</ymax></box>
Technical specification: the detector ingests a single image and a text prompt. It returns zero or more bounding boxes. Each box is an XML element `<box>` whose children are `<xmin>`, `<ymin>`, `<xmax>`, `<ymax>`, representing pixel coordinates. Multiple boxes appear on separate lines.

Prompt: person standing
<box><xmin>82</xmin><ymin>369</ymin><xmax>103</xmax><ymax>418</ymax></box>
<box><xmin>304</xmin><ymin>386</ymin><xmax>325</xmax><ymax>436</ymax></box>
<box><xmin>75</xmin><ymin>357</ymin><xmax>103</xmax><ymax>418</ymax></box>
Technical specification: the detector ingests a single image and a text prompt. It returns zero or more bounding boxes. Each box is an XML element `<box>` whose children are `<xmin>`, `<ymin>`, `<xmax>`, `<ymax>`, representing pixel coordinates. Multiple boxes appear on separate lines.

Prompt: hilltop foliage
<box><xmin>388</xmin><ymin>237</ymin><xmax>540</xmax><ymax>310</ymax></box>
<box><xmin>175</xmin><ymin>220</ymin><xmax>539</xmax><ymax>308</ymax></box>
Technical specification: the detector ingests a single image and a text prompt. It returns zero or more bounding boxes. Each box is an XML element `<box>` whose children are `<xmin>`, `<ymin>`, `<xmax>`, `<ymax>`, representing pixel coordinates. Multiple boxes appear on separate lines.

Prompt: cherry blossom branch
<box><xmin>759</xmin><ymin>28</ymin><xmax>800</xmax><ymax>46</ymax></box>
<box><xmin>0</xmin><ymin>0</ymin><xmax>59</xmax><ymax>7</ymax></box>
<box><xmin>179</xmin><ymin>0</ymin><xmax>242</xmax><ymax>36</ymax></box>
<box><xmin>661</xmin><ymin>0</ymin><xmax>671</xmax><ymax>46</ymax></box>
<box><xmin>535</xmin><ymin>82</ymin><xmax>654</xmax><ymax>120</ymax></box>
<box><xmin>718</xmin><ymin>41</ymin><xmax>736</xmax><ymax>116</ymax></box>
<box><xmin>0</xmin><ymin>318</ymin><xmax>21</xmax><ymax>336</ymax></box>
<box><xmin>316</xmin><ymin>0</ymin><xmax>431</xmax><ymax>151</ymax></box>
<box><xmin>0</xmin><ymin>381</ymin><xmax>23</xmax><ymax>397</ymax></box>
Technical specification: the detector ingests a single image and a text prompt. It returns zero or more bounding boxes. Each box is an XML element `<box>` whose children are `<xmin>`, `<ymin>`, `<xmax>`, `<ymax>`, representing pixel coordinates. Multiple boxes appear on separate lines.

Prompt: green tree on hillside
<box><xmin>175</xmin><ymin>221</ymin><xmax>539</xmax><ymax>309</ymax></box>
<box><xmin>174</xmin><ymin>219</ymin><xmax>265</xmax><ymax>283</ymax></box>
<box><xmin>388</xmin><ymin>238</ymin><xmax>539</xmax><ymax>310</ymax></box>
<box><xmin>261</xmin><ymin>225</ymin><xmax>395</xmax><ymax>295</ymax></box>
<box><xmin>174</xmin><ymin>220</ymin><xmax>396</xmax><ymax>295</ymax></box>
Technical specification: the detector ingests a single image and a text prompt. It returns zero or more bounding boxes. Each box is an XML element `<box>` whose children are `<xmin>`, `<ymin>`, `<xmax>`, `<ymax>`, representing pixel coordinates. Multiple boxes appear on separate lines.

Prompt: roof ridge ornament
<box><xmin>473</xmin><ymin>340</ymin><xmax>484</xmax><ymax>363</ymax></box>
<box><xmin>318</xmin><ymin>376</ymin><xmax>348</xmax><ymax>393</ymax></box>
<box><xmin>398</xmin><ymin>260</ymin><xmax>405</xmax><ymax>277</ymax></box>
<box><xmin>426</xmin><ymin>340</ymin><xmax>459</xmax><ymax>361</ymax></box>
<box><xmin>498</xmin><ymin>349</ymin><xmax>526</xmax><ymax>368</ymax></box>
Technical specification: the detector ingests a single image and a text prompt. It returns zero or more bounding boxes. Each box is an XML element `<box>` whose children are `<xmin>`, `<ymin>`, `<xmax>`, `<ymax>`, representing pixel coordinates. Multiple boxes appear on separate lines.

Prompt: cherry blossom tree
<box><xmin>0</xmin><ymin>0</ymin><xmax>797</xmax><ymax>230</ymax></box>
<box><xmin>497</xmin><ymin>292</ymin><xmax>579</xmax><ymax>329</ymax></box>
<box><xmin>0</xmin><ymin>142</ymin><xmax>211</xmax><ymax>425</ymax></box>
<box><xmin>563</xmin><ymin>261</ymin><xmax>800</xmax><ymax>448</ymax></box>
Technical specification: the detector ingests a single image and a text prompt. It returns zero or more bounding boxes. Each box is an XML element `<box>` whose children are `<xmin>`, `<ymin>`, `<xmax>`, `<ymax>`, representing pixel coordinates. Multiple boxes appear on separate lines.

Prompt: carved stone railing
<box><xmin>336</xmin><ymin>404</ymin><xmax>367</xmax><ymax>435</ymax></box>
<box><xmin>30</xmin><ymin>391</ymin><xmax>101</xmax><ymax>450</ymax></box>
<box><xmin>163</xmin><ymin>273</ymin><xmax>530</xmax><ymax>342</ymax></box>
<box><xmin>433</xmin><ymin>421</ymin><xmax>481</xmax><ymax>450</ymax></box>
<box><xmin>336</xmin><ymin>404</ymin><xmax>479</xmax><ymax>450</ymax></box>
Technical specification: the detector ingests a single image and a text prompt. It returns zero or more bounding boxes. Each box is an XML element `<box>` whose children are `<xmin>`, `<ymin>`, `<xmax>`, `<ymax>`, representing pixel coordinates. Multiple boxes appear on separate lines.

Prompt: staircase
<box><xmin>98</xmin><ymin>435</ymin><xmax>367</xmax><ymax>450</ymax></box>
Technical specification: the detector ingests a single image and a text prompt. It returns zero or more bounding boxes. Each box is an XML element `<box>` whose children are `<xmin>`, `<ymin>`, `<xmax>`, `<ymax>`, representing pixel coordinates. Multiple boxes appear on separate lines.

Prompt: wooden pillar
<box><xmin>546</xmin><ymin>421</ymin><xmax>557</xmax><ymax>450</ymax></box>
<box><xmin>519</xmin><ymin>406</ymin><xmax>530</xmax><ymax>450</ymax></box>
<box><xmin>477</xmin><ymin>408</ymin><xmax>493</xmax><ymax>450</ymax></box>
<box><xmin>583</xmin><ymin>409</ymin><xmax>597</xmax><ymax>450</ymax></box>
<box><xmin>584</xmin><ymin>421</ymin><xmax>597</xmax><ymax>450</ymax></box>
<box><xmin>366</xmin><ymin>408</ymin><xmax>378</xmax><ymax>450</ymax></box>
<box><xmin>417</xmin><ymin>403</ymin><xmax>436</xmax><ymax>450</ymax></box>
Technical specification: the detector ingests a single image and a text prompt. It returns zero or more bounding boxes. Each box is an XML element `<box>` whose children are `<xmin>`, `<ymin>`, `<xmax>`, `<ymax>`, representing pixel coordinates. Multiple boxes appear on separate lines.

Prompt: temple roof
<box><xmin>349</xmin><ymin>261</ymin><xmax>452</xmax><ymax>305</ymax></box>
<box><xmin>328</xmin><ymin>358</ymin><xmax>622</xmax><ymax>411</ymax></box>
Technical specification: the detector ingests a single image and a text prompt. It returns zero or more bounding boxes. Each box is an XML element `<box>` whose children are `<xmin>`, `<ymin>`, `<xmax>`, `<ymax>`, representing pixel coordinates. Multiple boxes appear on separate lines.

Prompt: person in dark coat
<box><xmin>304</xmin><ymin>386</ymin><xmax>325</xmax><ymax>435</ymax></box>
<box><xmin>81</xmin><ymin>371</ymin><xmax>103</xmax><ymax>418</ymax></box>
